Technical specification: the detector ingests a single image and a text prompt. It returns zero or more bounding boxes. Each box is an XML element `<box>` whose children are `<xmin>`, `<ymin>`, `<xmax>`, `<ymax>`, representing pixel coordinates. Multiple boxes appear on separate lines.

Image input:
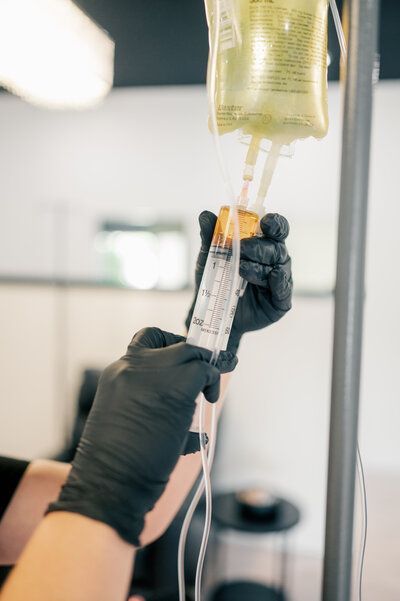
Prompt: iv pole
<box><xmin>322</xmin><ymin>0</ymin><xmax>380</xmax><ymax>600</ymax></box>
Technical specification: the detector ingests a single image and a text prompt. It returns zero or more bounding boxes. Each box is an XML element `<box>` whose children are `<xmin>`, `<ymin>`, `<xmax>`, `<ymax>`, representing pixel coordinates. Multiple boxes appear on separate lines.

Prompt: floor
<box><xmin>206</xmin><ymin>470</ymin><xmax>400</xmax><ymax>601</ymax></box>
<box><xmin>292</xmin><ymin>470</ymin><xmax>400</xmax><ymax>601</ymax></box>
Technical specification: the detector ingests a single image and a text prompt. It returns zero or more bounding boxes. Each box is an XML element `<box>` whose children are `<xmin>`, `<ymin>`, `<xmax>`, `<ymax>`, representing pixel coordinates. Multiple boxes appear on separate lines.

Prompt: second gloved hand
<box><xmin>186</xmin><ymin>211</ymin><xmax>293</xmax><ymax>357</ymax></box>
<box><xmin>47</xmin><ymin>327</ymin><xmax>220</xmax><ymax>547</ymax></box>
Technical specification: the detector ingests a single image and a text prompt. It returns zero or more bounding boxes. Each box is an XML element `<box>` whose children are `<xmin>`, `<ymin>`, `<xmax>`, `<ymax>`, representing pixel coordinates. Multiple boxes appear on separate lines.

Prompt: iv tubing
<box><xmin>179</xmin><ymin>0</ymin><xmax>243</xmax><ymax>578</ymax></box>
<box><xmin>254</xmin><ymin>141</ymin><xmax>282</xmax><ymax>213</ymax></box>
<box><xmin>195</xmin><ymin>208</ymin><xmax>242</xmax><ymax>601</ymax></box>
<box><xmin>184</xmin><ymin>0</ymin><xmax>350</xmax><ymax>601</ymax></box>
<box><xmin>355</xmin><ymin>445</ymin><xmax>367</xmax><ymax>601</ymax></box>
<box><xmin>189</xmin><ymin>207</ymin><xmax>241</xmax><ymax>601</ymax></box>
<box><xmin>329</xmin><ymin>0</ymin><xmax>347</xmax><ymax>60</ymax></box>
<box><xmin>178</xmin><ymin>213</ymin><xmax>242</xmax><ymax>601</ymax></box>
<box><xmin>195</xmin><ymin>398</ymin><xmax>215</xmax><ymax>601</ymax></box>
<box><xmin>240</xmin><ymin>136</ymin><xmax>262</xmax><ymax>205</ymax></box>
<box><xmin>205</xmin><ymin>0</ymin><xmax>235</xmax><ymax>202</ymax></box>
<box><xmin>180</xmin><ymin>3</ymin><xmax>347</xmax><ymax>599</ymax></box>
<box><xmin>177</xmin><ymin>401</ymin><xmax>219</xmax><ymax>601</ymax></box>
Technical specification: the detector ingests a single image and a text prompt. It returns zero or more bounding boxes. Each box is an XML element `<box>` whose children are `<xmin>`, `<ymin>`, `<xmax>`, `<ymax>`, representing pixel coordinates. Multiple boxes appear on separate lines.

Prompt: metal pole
<box><xmin>322</xmin><ymin>1</ymin><xmax>380</xmax><ymax>600</ymax></box>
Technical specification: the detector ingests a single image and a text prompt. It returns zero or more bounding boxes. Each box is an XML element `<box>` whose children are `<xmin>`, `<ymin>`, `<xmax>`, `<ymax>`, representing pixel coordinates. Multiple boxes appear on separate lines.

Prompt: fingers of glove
<box><xmin>126</xmin><ymin>334</ymin><xmax>216</xmax><ymax>369</ymax></box>
<box><xmin>128</xmin><ymin>327</ymin><xmax>185</xmax><ymax>351</ymax></box>
<box><xmin>203</xmin><ymin>367</ymin><xmax>221</xmax><ymax>403</ymax></box>
<box><xmin>259</xmin><ymin>213</ymin><xmax>290</xmax><ymax>241</ymax></box>
<box><xmin>171</xmin><ymin>346</ymin><xmax>237</xmax><ymax>375</ymax></box>
<box><xmin>195</xmin><ymin>211</ymin><xmax>218</xmax><ymax>282</ymax></box>
<box><xmin>186</xmin><ymin>361</ymin><xmax>221</xmax><ymax>403</ymax></box>
<box><xmin>268</xmin><ymin>261</ymin><xmax>293</xmax><ymax>311</ymax></box>
<box><xmin>160</xmin><ymin>341</ymin><xmax>214</xmax><ymax>367</ymax></box>
<box><xmin>199</xmin><ymin>211</ymin><xmax>217</xmax><ymax>250</ymax></box>
<box><xmin>215</xmin><ymin>351</ymin><xmax>238</xmax><ymax>374</ymax></box>
<box><xmin>240</xmin><ymin>237</ymin><xmax>288</xmax><ymax>267</ymax></box>
<box><xmin>239</xmin><ymin>260</ymin><xmax>273</xmax><ymax>287</ymax></box>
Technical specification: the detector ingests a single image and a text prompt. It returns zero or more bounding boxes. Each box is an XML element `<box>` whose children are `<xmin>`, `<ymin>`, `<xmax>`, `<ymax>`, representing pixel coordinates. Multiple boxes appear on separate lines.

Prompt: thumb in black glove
<box><xmin>47</xmin><ymin>327</ymin><xmax>220</xmax><ymax>547</ymax></box>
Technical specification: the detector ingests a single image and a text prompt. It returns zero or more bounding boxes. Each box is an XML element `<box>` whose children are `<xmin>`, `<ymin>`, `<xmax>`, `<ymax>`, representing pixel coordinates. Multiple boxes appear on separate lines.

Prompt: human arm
<box><xmin>0</xmin><ymin>394</ymin><xmax>226</xmax><ymax>565</ymax></box>
<box><xmin>1</xmin><ymin>512</ymin><xmax>135</xmax><ymax>601</ymax></box>
<box><xmin>0</xmin><ymin>459</ymin><xmax>70</xmax><ymax>565</ymax></box>
<box><xmin>0</xmin><ymin>211</ymin><xmax>292</xmax><ymax>566</ymax></box>
<box><xmin>0</xmin><ymin>328</ymin><xmax>220</xmax><ymax>601</ymax></box>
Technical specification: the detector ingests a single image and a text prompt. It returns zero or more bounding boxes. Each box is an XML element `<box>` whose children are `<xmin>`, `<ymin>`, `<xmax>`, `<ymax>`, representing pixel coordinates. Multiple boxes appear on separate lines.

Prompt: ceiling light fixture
<box><xmin>0</xmin><ymin>0</ymin><xmax>114</xmax><ymax>109</ymax></box>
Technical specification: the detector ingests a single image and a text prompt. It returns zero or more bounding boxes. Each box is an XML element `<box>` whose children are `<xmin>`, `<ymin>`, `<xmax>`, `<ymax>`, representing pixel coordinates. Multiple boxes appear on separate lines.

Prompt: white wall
<box><xmin>0</xmin><ymin>82</ymin><xmax>399</xmax><ymax>555</ymax></box>
<box><xmin>0</xmin><ymin>285</ymin><xmax>192</xmax><ymax>457</ymax></box>
<box><xmin>0</xmin><ymin>83</ymin><xmax>341</xmax><ymax>289</ymax></box>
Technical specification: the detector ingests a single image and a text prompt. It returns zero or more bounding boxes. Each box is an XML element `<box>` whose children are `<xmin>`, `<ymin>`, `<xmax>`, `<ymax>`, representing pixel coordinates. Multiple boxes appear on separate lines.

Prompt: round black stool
<box><xmin>208</xmin><ymin>491</ymin><xmax>300</xmax><ymax>601</ymax></box>
<box><xmin>212</xmin><ymin>581</ymin><xmax>285</xmax><ymax>601</ymax></box>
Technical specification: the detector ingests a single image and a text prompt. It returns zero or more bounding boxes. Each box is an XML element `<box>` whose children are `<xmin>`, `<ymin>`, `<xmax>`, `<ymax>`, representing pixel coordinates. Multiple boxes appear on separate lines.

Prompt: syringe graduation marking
<box><xmin>208</xmin><ymin>245</ymin><xmax>233</xmax><ymax>331</ymax></box>
<box><xmin>187</xmin><ymin>206</ymin><xmax>259</xmax><ymax>351</ymax></box>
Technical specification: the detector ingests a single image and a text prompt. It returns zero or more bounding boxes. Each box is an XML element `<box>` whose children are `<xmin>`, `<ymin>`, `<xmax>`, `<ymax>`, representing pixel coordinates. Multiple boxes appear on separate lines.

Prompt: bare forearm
<box><xmin>0</xmin><ymin>512</ymin><xmax>135</xmax><ymax>601</ymax></box>
<box><xmin>0</xmin><ymin>377</ymin><xmax>229</xmax><ymax>562</ymax></box>
<box><xmin>0</xmin><ymin>460</ymin><xmax>70</xmax><ymax>564</ymax></box>
<box><xmin>141</xmin><ymin>372</ymin><xmax>230</xmax><ymax>543</ymax></box>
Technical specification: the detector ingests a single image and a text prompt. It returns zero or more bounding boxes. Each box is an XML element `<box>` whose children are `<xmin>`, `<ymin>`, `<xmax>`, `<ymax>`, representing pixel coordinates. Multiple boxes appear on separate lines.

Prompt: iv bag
<box><xmin>206</xmin><ymin>0</ymin><xmax>329</xmax><ymax>146</ymax></box>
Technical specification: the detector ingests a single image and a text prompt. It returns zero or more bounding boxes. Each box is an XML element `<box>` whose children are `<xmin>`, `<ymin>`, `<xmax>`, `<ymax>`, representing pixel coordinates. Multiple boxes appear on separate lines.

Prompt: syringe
<box><xmin>187</xmin><ymin>139</ymin><xmax>281</xmax><ymax>352</ymax></box>
<box><xmin>187</xmin><ymin>204</ymin><xmax>259</xmax><ymax>351</ymax></box>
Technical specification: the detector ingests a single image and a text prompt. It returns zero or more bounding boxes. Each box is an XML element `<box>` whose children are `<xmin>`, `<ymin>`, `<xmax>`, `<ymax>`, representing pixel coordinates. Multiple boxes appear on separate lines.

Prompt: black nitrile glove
<box><xmin>185</xmin><ymin>211</ymin><xmax>292</xmax><ymax>359</ymax></box>
<box><xmin>47</xmin><ymin>327</ymin><xmax>220</xmax><ymax>547</ymax></box>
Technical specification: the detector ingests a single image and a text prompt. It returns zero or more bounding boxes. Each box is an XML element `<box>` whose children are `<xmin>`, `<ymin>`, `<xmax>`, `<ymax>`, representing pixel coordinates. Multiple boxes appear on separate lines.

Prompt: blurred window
<box><xmin>95</xmin><ymin>220</ymin><xmax>188</xmax><ymax>290</ymax></box>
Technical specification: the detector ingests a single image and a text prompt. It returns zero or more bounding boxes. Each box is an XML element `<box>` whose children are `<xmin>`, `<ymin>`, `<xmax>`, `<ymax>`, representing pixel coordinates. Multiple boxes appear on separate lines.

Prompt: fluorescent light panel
<box><xmin>0</xmin><ymin>0</ymin><xmax>115</xmax><ymax>109</ymax></box>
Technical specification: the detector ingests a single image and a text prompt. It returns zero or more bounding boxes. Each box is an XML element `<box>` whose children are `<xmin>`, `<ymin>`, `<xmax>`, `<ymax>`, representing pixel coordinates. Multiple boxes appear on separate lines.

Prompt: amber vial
<box><xmin>212</xmin><ymin>205</ymin><xmax>259</xmax><ymax>247</ymax></box>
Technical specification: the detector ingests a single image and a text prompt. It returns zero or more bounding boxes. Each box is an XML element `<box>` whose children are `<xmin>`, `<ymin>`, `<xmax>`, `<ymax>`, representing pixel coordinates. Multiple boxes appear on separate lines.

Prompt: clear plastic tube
<box><xmin>253</xmin><ymin>141</ymin><xmax>282</xmax><ymax>214</ymax></box>
<box><xmin>178</xmin><ymin>4</ymin><xmax>242</xmax><ymax>597</ymax></box>
<box><xmin>204</xmin><ymin>0</ymin><xmax>235</xmax><ymax>203</ymax></box>
<box><xmin>180</xmin><ymin>4</ymin><xmax>350</xmax><ymax>601</ymax></box>
<box><xmin>177</xmin><ymin>402</ymin><xmax>218</xmax><ymax>601</ymax></box>
<box><xmin>329</xmin><ymin>0</ymin><xmax>347</xmax><ymax>60</ymax></box>
<box><xmin>355</xmin><ymin>445</ymin><xmax>368</xmax><ymax>601</ymax></box>
<box><xmin>193</xmin><ymin>207</ymin><xmax>241</xmax><ymax>601</ymax></box>
<box><xmin>195</xmin><ymin>397</ymin><xmax>215</xmax><ymax>601</ymax></box>
<box><xmin>178</xmin><ymin>206</ymin><xmax>241</xmax><ymax>601</ymax></box>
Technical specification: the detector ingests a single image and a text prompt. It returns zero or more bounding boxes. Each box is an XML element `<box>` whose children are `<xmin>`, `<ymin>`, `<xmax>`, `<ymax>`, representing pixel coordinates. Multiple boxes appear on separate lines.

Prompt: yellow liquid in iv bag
<box><xmin>208</xmin><ymin>0</ymin><xmax>329</xmax><ymax>145</ymax></box>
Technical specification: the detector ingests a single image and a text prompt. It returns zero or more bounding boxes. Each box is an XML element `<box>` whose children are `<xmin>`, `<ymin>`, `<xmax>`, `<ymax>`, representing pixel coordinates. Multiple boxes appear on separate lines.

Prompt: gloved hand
<box><xmin>47</xmin><ymin>327</ymin><xmax>220</xmax><ymax>547</ymax></box>
<box><xmin>185</xmin><ymin>211</ymin><xmax>292</xmax><ymax>359</ymax></box>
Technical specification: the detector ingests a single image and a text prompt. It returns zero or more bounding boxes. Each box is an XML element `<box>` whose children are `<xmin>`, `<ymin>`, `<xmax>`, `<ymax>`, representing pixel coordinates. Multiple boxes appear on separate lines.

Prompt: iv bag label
<box><xmin>218</xmin><ymin>0</ymin><xmax>238</xmax><ymax>51</ymax></box>
<box><xmin>212</xmin><ymin>0</ymin><xmax>329</xmax><ymax>144</ymax></box>
<box><xmin>248</xmin><ymin>4</ymin><xmax>326</xmax><ymax>94</ymax></box>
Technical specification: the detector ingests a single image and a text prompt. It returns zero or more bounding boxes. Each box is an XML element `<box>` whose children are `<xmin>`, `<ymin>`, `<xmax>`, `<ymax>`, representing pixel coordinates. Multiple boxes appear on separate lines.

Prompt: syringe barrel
<box><xmin>187</xmin><ymin>205</ymin><xmax>258</xmax><ymax>352</ymax></box>
<box><xmin>185</xmin><ymin>205</ymin><xmax>258</xmax><ymax>449</ymax></box>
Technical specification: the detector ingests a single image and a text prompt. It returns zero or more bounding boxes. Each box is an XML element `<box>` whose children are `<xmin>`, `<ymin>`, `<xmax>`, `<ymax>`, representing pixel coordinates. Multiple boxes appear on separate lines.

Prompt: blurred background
<box><xmin>0</xmin><ymin>1</ymin><xmax>399</xmax><ymax>600</ymax></box>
